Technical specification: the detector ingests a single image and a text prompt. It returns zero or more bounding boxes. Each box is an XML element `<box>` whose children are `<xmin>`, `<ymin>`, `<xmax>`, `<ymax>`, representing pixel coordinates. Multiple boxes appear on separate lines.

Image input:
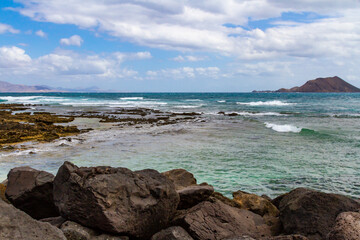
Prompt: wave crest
<box><xmin>237</xmin><ymin>100</ymin><xmax>294</xmax><ymax>106</ymax></box>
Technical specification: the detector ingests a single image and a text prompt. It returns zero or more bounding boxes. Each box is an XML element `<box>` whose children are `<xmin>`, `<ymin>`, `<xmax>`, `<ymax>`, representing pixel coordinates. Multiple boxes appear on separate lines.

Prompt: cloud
<box><xmin>11</xmin><ymin>0</ymin><xmax>360</xmax><ymax>60</ymax></box>
<box><xmin>0</xmin><ymin>23</ymin><xmax>20</xmax><ymax>34</ymax></box>
<box><xmin>60</xmin><ymin>35</ymin><xmax>83</xmax><ymax>46</ymax></box>
<box><xmin>0</xmin><ymin>46</ymin><xmax>31</xmax><ymax>68</ymax></box>
<box><xmin>35</xmin><ymin>29</ymin><xmax>47</xmax><ymax>38</ymax></box>
<box><xmin>173</xmin><ymin>55</ymin><xmax>207</xmax><ymax>62</ymax></box>
<box><xmin>146</xmin><ymin>66</ymin><xmax>221</xmax><ymax>79</ymax></box>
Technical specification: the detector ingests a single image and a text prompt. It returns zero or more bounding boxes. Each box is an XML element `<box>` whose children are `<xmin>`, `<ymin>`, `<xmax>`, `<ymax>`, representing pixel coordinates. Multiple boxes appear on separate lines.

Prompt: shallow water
<box><xmin>1</xmin><ymin>92</ymin><xmax>360</xmax><ymax>198</ymax></box>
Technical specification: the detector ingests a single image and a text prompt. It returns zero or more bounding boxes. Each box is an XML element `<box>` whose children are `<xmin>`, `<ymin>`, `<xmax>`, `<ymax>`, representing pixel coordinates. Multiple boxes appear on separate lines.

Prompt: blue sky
<box><xmin>0</xmin><ymin>0</ymin><xmax>359</xmax><ymax>92</ymax></box>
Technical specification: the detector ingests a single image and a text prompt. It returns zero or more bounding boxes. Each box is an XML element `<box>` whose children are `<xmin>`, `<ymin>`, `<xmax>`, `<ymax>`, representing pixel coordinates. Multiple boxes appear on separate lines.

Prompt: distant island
<box><xmin>253</xmin><ymin>76</ymin><xmax>360</xmax><ymax>93</ymax></box>
<box><xmin>0</xmin><ymin>80</ymin><xmax>103</xmax><ymax>93</ymax></box>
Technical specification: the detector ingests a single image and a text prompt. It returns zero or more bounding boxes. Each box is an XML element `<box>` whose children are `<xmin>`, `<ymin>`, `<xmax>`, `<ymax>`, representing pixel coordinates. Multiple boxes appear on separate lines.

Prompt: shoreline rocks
<box><xmin>1</xmin><ymin>162</ymin><xmax>360</xmax><ymax>240</ymax></box>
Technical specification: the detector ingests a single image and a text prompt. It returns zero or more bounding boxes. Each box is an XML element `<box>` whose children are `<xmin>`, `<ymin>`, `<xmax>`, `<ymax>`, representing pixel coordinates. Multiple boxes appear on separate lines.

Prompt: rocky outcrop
<box><xmin>173</xmin><ymin>199</ymin><xmax>271</xmax><ymax>240</ymax></box>
<box><xmin>53</xmin><ymin>161</ymin><xmax>179</xmax><ymax>239</ymax></box>
<box><xmin>40</xmin><ymin>216</ymin><xmax>66</xmax><ymax>228</ymax></box>
<box><xmin>327</xmin><ymin>211</ymin><xmax>360</xmax><ymax>240</ymax></box>
<box><xmin>5</xmin><ymin>166</ymin><xmax>58</xmax><ymax>219</ymax></box>
<box><xmin>177</xmin><ymin>184</ymin><xmax>214</xmax><ymax>209</ymax></box>
<box><xmin>210</xmin><ymin>191</ymin><xmax>241</xmax><ymax>208</ymax></box>
<box><xmin>276</xmin><ymin>76</ymin><xmax>360</xmax><ymax>92</ymax></box>
<box><xmin>0</xmin><ymin>182</ymin><xmax>8</xmax><ymax>202</ymax></box>
<box><xmin>60</xmin><ymin>221</ymin><xmax>129</xmax><ymax>240</ymax></box>
<box><xmin>260</xmin><ymin>235</ymin><xmax>309</xmax><ymax>240</ymax></box>
<box><xmin>233</xmin><ymin>190</ymin><xmax>279</xmax><ymax>217</ymax></box>
<box><xmin>162</xmin><ymin>168</ymin><xmax>197</xmax><ymax>190</ymax></box>
<box><xmin>277</xmin><ymin>188</ymin><xmax>360</xmax><ymax>240</ymax></box>
<box><xmin>0</xmin><ymin>198</ymin><xmax>66</xmax><ymax>240</ymax></box>
<box><xmin>151</xmin><ymin>226</ymin><xmax>194</xmax><ymax>240</ymax></box>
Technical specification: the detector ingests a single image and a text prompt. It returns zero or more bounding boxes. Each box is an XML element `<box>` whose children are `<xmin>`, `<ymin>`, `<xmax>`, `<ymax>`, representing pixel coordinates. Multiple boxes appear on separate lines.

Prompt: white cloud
<box><xmin>0</xmin><ymin>23</ymin><xmax>20</xmax><ymax>34</ymax></box>
<box><xmin>173</xmin><ymin>55</ymin><xmax>207</xmax><ymax>62</ymax></box>
<box><xmin>35</xmin><ymin>29</ymin><xmax>47</xmax><ymax>38</ymax></box>
<box><xmin>0</xmin><ymin>46</ymin><xmax>31</xmax><ymax>68</ymax></box>
<box><xmin>11</xmin><ymin>0</ymin><xmax>360</xmax><ymax>60</ymax></box>
<box><xmin>60</xmin><ymin>35</ymin><xmax>83</xmax><ymax>46</ymax></box>
<box><xmin>146</xmin><ymin>66</ymin><xmax>221</xmax><ymax>79</ymax></box>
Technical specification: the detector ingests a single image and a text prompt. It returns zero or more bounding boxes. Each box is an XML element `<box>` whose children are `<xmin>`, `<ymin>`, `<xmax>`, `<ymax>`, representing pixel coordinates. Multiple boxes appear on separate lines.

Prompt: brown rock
<box><xmin>210</xmin><ymin>191</ymin><xmax>241</xmax><ymax>208</ymax></box>
<box><xmin>278</xmin><ymin>188</ymin><xmax>360</xmax><ymax>240</ymax></box>
<box><xmin>177</xmin><ymin>184</ymin><xmax>214</xmax><ymax>209</ymax></box>
<box><xmin>173</xmin><ymin>200</ymin><xmax>271</xmax><ymax>240</ymax></box>
<box><xmin>327</xmin><ymin>211</ymin><xmax>360</xmax><ymax>240</ymax></box>
<box><xmin>0</xmin><ymin>182</ymin><xmax>9</xmax><ymax>203</ymax></box>
<box><xmin>53</xmin><ymin>162</ymin><xmax>179</xmax><ymax>239</ymax></box>
<box><xmin>260</xmin><ymin>235</ymin><xmax>309</xmax><ymax>240</ymax></box>
<box><xmin>40</xmin><ymin>216</ymin><xmax>66</xmax><ymax>228</ymax></box>
<box><xmin>233</xmin><ymin>190</ymin><xmax>280</xmax><ymax>217</ymax></box>
<box><xmin>60</xmin><ymin>221</ymin><xmax>129</xmax><ymax>240</ymax></box>
<box><xmin>5</xmin><ymin>166</ymin><xmax>59</xmax><ymax>219</ymax></box>
<box><xmin>162</xmin><ymin>169</ymin><xmax>197</xmax><ymax>190</ymax></box>
<box><xmin>0</xmin><ymin>198</ymin><xmax>66</xmax><ymax>240</ymax></box>
<box><xmin>151</xmin><ymin>226</ymin><xmax>194</xmax><ymax>240</ymax></box>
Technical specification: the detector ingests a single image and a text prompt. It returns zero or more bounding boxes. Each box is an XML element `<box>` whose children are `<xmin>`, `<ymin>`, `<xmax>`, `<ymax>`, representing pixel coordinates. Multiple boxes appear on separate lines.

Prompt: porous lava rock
<box><xmin>5</xmin><ymin>166</ymin><xmax>58</xmax><ymax>219</ymax></box>
<box><xmin>151</xmin><ymin>226</ymin><xmax>194</xmax><ymax>240</ymax></box>
<box><xmin>327</xmin><ymin>211</ymin><xmax>360</xmax><ymax>240</ymax></box>
<box><xmin>162</xmin><ymin>168</ymin><xmax>197</xmax><ymax>190</ymax></box>
<box><xmin>53</xmin><ymin>161</ymin><xmax>179</xmax><ymax>239</ymax></box>
<box><xmin>177</xmin><ymin>184</ymin><xmax>214</xmax><ymax>209</ymax></box>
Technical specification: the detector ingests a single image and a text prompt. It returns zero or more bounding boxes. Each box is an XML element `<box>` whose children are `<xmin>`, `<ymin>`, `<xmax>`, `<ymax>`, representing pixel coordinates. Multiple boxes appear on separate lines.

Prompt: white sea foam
<box><xmin>185</xmin><ymin>99</ymin><xmax>202</xmax><ymax>102</ymax></box>
<box><xmin>119</xmin><ymin>97</ymin><xmax>144</xmax><ymax>100</ymax></box>
<box><xmin>264</xmin><ymin>122</ymin><xmax>302</xmax><ymax>133</ymax></box>
<box><xmin>176</xmin><ymin>105</ymin><xmax>204</xmax><ymax>109</ymax></box>
<box><xmin>237</xmin><ymin>100</ymin><xmax>294</xmax><ymax>106</ymax></box>
<box><xmin>236</xmin><ymin>112</ymin><xmax>284</xmax><ymax>116</ymax></box>
<box><xmin>217</xmin><ymin>100</ymin><xmax>226</xmax><ymax>103</ymax></box>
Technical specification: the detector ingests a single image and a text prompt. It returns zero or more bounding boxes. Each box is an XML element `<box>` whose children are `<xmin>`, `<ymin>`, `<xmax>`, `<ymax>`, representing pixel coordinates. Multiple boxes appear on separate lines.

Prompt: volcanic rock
<box><xmin>162</xmin><ymin>168</ymin><xmax>197</xmax><ymax>190</ymax></box>
<box><xmin>278</xmin><ymin>188</ymin><xmax>360</xmax><ymax>240</ymax></box>
<box><xmin>177</xmin><ymin>184</ymin><xmax>214</xmax><ymax>209</ymax></box>
<box><xmin>5</xmin><ymin>166</ymin><xmax>58</xmax><ymax>219</ymax></box>
<box><xmin>327</xmin><ymin>211</ymin><xmax>360</xmax><ymax>240</ymax></box>
<box><xmin>60</xmin><ymin>221</ymin><xmax>129</xmax><ymax>240</ymax></box>
<box><xmin>276</xmin><ymin>76</ymin><xmax>360</xmax><ymax>92</ymax></box>
<box><xmin>173</xmin><ymin>199</ymin><xmax>271</xmax><ymax>240</ymax></box>
<box><xmin>53</xmin><ymin>161</ymin><xmax>179</xmax><ymax>239</ymax></box>
<box><xmin>40</xmin><ymin>216</ymin><xmax>66</xmax><ymax>228</ymax></box>
<box><xmin>151</xmin><ymin>226</ymin><xmax>194</xmax><ymax>240</ymax></box>
<box><xmin>0</xmin><ymin>198</ymin><xmax>66</xmax><ymax>240</ymax></box>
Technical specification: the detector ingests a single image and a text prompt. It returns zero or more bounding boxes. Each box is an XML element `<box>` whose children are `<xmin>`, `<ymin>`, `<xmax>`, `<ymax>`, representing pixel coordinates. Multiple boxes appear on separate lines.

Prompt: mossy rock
<box><xmin>0</xmin><ymin>183</ymin><xmax>10</xmax><ymax>203</ymax></box>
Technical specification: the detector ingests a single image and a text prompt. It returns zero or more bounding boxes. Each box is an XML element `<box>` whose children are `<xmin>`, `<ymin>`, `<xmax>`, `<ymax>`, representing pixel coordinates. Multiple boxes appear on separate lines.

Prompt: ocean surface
<box><xmin>1</xmin><ymin>92</ymin><xmax>360</xmax><ymax>198</ymax></box>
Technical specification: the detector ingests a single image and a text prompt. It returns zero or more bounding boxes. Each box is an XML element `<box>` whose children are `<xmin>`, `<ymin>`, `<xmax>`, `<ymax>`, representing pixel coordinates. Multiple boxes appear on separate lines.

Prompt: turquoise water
<box><xmin>1</xmin><ymin>92</ymin><xmax>360</xmax><ymax>198</ymax></box>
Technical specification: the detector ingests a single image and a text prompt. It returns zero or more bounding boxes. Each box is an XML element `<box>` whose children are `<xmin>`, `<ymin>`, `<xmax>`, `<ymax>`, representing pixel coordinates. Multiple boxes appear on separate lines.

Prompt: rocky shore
<box><xmin>0</xmin><ymin>162</ymin><xmax>359</xmax><ymax>240</ymax></box>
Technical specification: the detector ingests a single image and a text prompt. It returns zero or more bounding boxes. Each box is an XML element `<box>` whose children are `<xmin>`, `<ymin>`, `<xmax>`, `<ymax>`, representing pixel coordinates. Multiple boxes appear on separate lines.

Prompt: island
<box><xmin>253</xmin><ymin>76</ymin><xmax>360</xmax><ymax>93</ymax></box>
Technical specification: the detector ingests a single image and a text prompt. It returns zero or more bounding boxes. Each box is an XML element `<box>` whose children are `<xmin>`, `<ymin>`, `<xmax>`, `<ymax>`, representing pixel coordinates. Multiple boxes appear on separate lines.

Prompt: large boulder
<box><xmin>162</xmin><ymin>169</ymin><xmax>197</xmax><ymax>190</ymax></box>
<box><xmin>327</xmin><ymin>211</ymin><xmax>360</xmax><ymax>240</ymax></box>
<box><xmin>0</xmin><ymin>198</ymin><xmax>66</xmax><ymax>240</ymax></box>
<box><xmin>260</xmin><ymin>235</ymin><xmax>309</xmax><ymax>240</ymax></box>
<box><xmin>5</xmin><ymin>166</ymin><xmax>58</xmax><ymax>219</ymax></box>
<box><xmin>151</xmin><ymin>226</ymin><xmax>194</xmax><ymax>240</ymax></box>
<box><xmin>40</xmin><ymin>216</ymin><xmax>66</xmax><ymax>228</ymax></box>
<box><xmin>60</xmin><ymin>221</ymin><xmax>129</xmax><ymax>240</ymax></box>
<box><xmin>53</xmin><ymin>161</ymin><xmax>179</xmax><ymax>239</ymax></box>
<box><xmin>173</xmin><ymin>199</ymin><xmax>271</xmax><ymax>240</ymax></box>
<box><xmin>233</xmin><ymin>190</ymin><xmax>279</xmax><ymax>217</ymax></box>
<box><xmin>278</xmin><ymin>188</ymin><xmax>360</xmax><ymax>240</ymax></box>
<box><xmin>177</xmin><ymin>184</ymin><xmax>214</xmax><ymax>209</ymax></box>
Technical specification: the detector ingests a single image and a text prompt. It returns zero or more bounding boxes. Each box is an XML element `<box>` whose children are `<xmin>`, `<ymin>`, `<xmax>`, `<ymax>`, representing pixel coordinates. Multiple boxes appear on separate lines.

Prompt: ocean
<box><xmin>1</xmin><ymin>92</ymin><xmax>360</xmax><ymax>198</ymax></box>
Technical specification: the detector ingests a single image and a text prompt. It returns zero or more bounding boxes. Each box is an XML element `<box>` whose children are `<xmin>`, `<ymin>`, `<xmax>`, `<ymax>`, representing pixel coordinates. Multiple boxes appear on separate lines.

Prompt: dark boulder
<box><xmin>177</xmin><ymin>184</ymin><xmax>214</xmax><ymax>209</ymax></box>
<box><xmin>162</xmin><ymin>168</ymin><xmax>197</xmax><ymax>190</ymax></box>
<box><xmin>327</xmin><ymin>211</ymin><xmax>360</xmax><ymax>240</ymax></box>
<box><xmin>151</xmin><ymin>226</ymin><xmax>193</xmax><ymax>240</ymax></box>
<box><xmin>0</xmin><ymin>198</ymin><xmax>66</xmax><ymax>240</ymax></box>
<box><xmin>53</xmin><ymin>161</ymin><xmax>179</xmax><ymax>239</ymax></box>
<box><xmin>278</xmin><ymin>188</ymin><xmax>360</xmax><ymax>240</ymax></box>
<box><xmin>60</xmin><ymin>221</ymin><xmax>129</xmax><ymax>240</ymax></box>
<box><xmin>5</xmin><ymin>166</ymin><xmax>58</xmax><ymax>219</ymax></box>
<box><xmin>210</xmin><ymin>191</ymin><xmax>241</xmax><ymax>208</ymax></box>
<box><xmin>173</xmin><ymin>199</ymin><xmax>271</xmax><ymax>240</ymax></box>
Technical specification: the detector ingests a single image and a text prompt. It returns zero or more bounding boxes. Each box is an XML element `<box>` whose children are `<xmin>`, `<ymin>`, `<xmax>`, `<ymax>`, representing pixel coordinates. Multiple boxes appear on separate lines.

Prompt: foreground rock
<box><xmin>162</xmin><ymin>168</ymin><xmax>197</xmax><ymax>190</ymax></box>
<box><xmin>61</xmin><ymin>221</ymin><xmax>128</xmax><ymax>240</ymax></box>
<box><xmin>5</xmin><ymin>166</ymin><xmax>58</xmax><ymax>219</ymax></box>
<box><xmin>53</xmin><ymin>161</ymin><xmax>179</xmax><ymax>239</ymax></box>
<box><xmin>0</xmin><ymin>198</ymin><xmax>66</xmax><ymax>240</ymax></box>
<box><xmin>327</xmin><ymin>211</ymin><xmax>360</xmax><ymax>240</ymax></box>
<box><xmin>278</xmin><ymin>188</ymin><xmax>360</xmax><ymax>240</ymax></box>
<box><xmin>173</xmin><ymin>199</ymin><xmax>271</xmax><ymax>240</ymax></box>
<box><xmin>0</xmin><ymin>182</ymin><xmax>9</xmax><ymax>202</ymax></box>
<box><xmin>177</xmin><ymin>184</ymin><xmax>214</xmax><ymax>209</ymax></box>
<box><xmin>151</xmin><ymin>226</ymin><xmax>194</xmax><ymax>240</ymax></box>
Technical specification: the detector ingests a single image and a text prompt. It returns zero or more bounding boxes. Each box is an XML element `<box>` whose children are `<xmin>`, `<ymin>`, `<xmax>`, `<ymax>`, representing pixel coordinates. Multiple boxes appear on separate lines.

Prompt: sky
<box><xmin>0</xmin><ymin>0</ymin><xmax>360</xmax><ymax>92</ymax></box>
